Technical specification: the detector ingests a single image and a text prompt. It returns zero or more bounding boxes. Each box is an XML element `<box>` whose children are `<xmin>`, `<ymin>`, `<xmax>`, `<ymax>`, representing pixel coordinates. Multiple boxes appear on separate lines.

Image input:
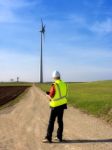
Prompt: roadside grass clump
<box><xmin>36</xmin><ymin>83</ymin><xmax>51</xmax><ymax>92</ymax></box>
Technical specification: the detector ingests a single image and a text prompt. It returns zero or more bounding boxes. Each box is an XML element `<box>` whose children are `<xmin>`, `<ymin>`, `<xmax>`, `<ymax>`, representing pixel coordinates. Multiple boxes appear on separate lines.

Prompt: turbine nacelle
<box><xmin>40</xmin><ymin>19</ymin><xmax>45</xmax><ymax>34</ymax></box>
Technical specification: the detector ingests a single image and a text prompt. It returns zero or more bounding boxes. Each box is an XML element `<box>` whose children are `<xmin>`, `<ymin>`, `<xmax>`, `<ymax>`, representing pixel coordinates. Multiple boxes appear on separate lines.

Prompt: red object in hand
<box><xmin>49</xmin><ymin>84</ymin><xmax>55</xmax><ymax>98</ymax></box>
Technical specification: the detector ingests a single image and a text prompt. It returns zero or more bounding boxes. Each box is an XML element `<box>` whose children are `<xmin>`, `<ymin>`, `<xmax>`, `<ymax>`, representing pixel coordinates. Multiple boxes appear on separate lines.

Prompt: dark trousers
<box><xmin>46</xmin><ymin>108</ymin><xmax>64</xmax><ymax>140</ymax></box>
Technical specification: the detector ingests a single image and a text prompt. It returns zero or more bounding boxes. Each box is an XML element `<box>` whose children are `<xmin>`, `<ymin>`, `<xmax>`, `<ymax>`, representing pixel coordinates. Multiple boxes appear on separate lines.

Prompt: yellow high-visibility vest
<box><xmin>50</xmin><ymin>80</ymin><xmax>68</xmax><ymax>107</ymax></box>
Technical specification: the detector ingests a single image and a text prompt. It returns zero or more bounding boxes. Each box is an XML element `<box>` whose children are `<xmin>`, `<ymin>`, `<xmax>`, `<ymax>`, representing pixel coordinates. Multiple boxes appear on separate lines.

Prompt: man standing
<box><xmin>43</xmin><ymin>71</ymin><xmax>68</xmax><ymax>143</ymax></box>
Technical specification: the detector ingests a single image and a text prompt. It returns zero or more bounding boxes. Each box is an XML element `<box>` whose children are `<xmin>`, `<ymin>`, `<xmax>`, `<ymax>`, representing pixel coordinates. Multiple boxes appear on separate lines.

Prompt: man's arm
<box><xmin>46</xmin><ymin>84</ymin><xmax>55</xmax><ymax>100</ymax></box>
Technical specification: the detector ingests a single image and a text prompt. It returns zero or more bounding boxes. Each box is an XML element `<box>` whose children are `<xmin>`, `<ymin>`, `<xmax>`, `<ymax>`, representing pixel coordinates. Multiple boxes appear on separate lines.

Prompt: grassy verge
<box><xmin>37</xmin><ymin>81</ymin><xmax>112</xmax><ymax>124</ymax></box>
<box><xmin>0</xmin><ymin>82</ymin><xmax>32</xmax><ymax>86</ymax></box>
<box><xmin>36</xmin><ymin>83</ymin><xmax>51</xmax><ymax>92</ymax></box>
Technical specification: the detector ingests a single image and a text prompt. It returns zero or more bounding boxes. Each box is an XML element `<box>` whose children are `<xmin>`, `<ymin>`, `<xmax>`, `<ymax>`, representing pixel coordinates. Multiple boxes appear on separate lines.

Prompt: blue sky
<box><xmin>0</xmin><ymin>0</ymin><xmax>112</xmax><ymax>82</ymax></box>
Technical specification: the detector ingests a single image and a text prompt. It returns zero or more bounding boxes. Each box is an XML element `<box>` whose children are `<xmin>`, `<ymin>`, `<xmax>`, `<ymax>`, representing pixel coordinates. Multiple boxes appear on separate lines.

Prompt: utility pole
<box><xmin>17</xmin><ymin>77</ymin><xmax>19</xmax><ymax>82</ymax></box>
<box><xmin>40</xmin><ymin>19</ymin><xmax>45</xmax><ymax>83</ymax></box>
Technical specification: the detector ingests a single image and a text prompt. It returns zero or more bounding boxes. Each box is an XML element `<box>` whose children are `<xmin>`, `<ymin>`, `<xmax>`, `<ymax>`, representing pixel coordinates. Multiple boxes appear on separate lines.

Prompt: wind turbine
<box><xmin>40</xmin><ymin>19</ymin><xmax>45</xmax><ymax>83</ymax></box>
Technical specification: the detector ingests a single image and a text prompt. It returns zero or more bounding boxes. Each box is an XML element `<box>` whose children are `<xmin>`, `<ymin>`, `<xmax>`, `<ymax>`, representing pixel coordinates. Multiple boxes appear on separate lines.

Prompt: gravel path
<box><xmin>0</xmin><ymin>85</ymin><xmax>112</xmax><ymax>150</ymax></box>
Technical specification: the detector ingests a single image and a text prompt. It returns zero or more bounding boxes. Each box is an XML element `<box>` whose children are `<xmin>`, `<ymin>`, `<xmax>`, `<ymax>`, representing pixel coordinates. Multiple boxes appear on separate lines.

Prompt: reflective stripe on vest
<box><xmin>50</xmin><ymin>80</ymin><xmax>67</xmax><ymax>107</ymax></box>
<box><xmin>53</xmin><ymin>83</ymin><xmax>67</xmax><ymax>101</ymax></box>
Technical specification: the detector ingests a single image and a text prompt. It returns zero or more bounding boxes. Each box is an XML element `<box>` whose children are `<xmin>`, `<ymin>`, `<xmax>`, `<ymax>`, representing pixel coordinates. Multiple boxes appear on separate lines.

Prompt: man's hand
<box><xmin>46</xmin><ymin>94</ymin><xmax>51</xmax><ymax>101</ymax></box>
<box><xmin>46</xmin><ymin>91</ymin><xmax>50</xmax><ymax>95</ymax></box>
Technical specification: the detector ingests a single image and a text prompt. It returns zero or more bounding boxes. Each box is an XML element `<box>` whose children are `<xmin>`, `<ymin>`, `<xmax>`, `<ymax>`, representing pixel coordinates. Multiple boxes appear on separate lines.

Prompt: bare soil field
<box><xmin>0</xmin><ymin>86</ymin><xmax>29</xmax><ymax>106</ymax></box>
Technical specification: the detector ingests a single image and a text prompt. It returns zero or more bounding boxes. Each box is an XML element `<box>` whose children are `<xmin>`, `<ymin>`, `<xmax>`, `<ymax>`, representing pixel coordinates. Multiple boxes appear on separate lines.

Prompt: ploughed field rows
<box><xmin>0</xmin><ymin>86</ymin><xmax>29</xmax><ymax>106</ymax></box>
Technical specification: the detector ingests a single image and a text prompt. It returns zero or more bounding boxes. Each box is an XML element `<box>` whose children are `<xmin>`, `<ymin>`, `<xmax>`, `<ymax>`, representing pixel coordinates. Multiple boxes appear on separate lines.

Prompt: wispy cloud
<box><xmin>68</xmin><ymin>14</ymin><xmax>86</xmax><ymax>25</ymax></box>
<box><xmin>0</xmin><ymin>0</ymin><xmax>39</xmax><ymax>8</ymax></box>
<box><xmin>83</xmin><ymin>0</ymin><xmax>104</xmax><ymax>10</ymax></box>
<box><xmin>95</xmin><ymin>0</ymin><xmax>104</xmax><ymax>11</ymax></box>
<box><xmin>62</xmin><ymin>46</ymin><xmax>112</xmax><ymax>61</ymax></box>
<box><xmin>0</xmin><ymin>0</ymin><xmax>40</xmax><ymax>23</ymax></box>
<box><xmin>0</xmin><ymin>7</ymin><xmax>18</xmax><ymax>23</ymax></box>
<box><xmin>90</xmin><ymin>18</ymin><xmax>112</xmax><ymax>34</ymax></box>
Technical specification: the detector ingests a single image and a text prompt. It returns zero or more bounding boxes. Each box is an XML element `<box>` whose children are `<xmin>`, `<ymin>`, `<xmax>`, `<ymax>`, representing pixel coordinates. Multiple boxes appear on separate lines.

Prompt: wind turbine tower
<box><xmin>40</xmin><ymin>19</ymin><xmax>45</xmax><ymax>83</ymax></box>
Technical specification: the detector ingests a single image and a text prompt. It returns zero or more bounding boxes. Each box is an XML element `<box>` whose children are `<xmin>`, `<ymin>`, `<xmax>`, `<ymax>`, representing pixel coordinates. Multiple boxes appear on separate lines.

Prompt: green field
<box><xmin>37</xmin><ymin>80</ymin><xmax>112</xmax><ymax>123</ymax></box>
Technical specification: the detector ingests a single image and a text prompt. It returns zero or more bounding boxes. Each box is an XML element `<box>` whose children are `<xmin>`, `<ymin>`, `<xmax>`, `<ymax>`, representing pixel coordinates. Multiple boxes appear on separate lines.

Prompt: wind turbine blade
<box><xmin>40</xmin><ymin>19</ymin><xmax>46</xmax><ymax>41</ymax></box>
<box><xmin>41</xmin><ymin>19</ymin><xmax>43</xmax><ymax>28</ymax></box>
<box><xmin>43</xmin><ymin>25</ymin><xmax>45</xmax><ymax>41</ymax></box>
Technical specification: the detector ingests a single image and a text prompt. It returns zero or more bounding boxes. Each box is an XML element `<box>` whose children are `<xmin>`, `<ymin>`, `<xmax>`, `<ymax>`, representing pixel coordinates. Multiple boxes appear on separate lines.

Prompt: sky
<box><xmin>0</xmin><ymin>0</ymin><xmax>112</xmax><ymax>82</ymax></box>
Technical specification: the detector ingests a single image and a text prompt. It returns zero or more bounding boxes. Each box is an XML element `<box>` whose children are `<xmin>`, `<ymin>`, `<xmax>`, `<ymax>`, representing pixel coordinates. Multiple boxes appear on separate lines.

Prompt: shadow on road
<box><xmin>63</xmin><ymin>139</ymin><xmax>112</xmax><ymax>144</ymax></box>
<box><xmin>53</xmin><ymin>139</ymin><xmax>112</xmax><ymax>144</ymax></box>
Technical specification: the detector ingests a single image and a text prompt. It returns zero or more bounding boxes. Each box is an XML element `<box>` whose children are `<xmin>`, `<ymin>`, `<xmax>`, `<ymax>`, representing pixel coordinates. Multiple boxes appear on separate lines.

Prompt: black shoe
<box><xmin>42</xmin><ymin>137</ymin><xmax>52</xmax><ymax>143</ymax></box>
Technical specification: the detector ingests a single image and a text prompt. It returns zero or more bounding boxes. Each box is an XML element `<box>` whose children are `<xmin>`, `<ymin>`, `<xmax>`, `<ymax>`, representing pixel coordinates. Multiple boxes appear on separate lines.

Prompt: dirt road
<box><xmin>0</xmin><ymin>85</ymin><xmax>112</xmax><ymax>150</ymax></box>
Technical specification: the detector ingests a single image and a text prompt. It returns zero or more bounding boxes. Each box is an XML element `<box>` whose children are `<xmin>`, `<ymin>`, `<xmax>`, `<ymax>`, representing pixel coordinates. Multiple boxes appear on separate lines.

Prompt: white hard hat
<box><xmin>52</xmin><ymin>71</ymin><xmax>60</xmax><ymax>78</ymax></box>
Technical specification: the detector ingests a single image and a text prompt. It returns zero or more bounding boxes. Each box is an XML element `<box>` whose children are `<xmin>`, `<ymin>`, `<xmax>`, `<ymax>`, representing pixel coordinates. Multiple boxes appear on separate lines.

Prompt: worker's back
<box><xmin>50</xmin><ymin>79</ymin><xmax>67</xmax><ymax>108</ymax></box>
